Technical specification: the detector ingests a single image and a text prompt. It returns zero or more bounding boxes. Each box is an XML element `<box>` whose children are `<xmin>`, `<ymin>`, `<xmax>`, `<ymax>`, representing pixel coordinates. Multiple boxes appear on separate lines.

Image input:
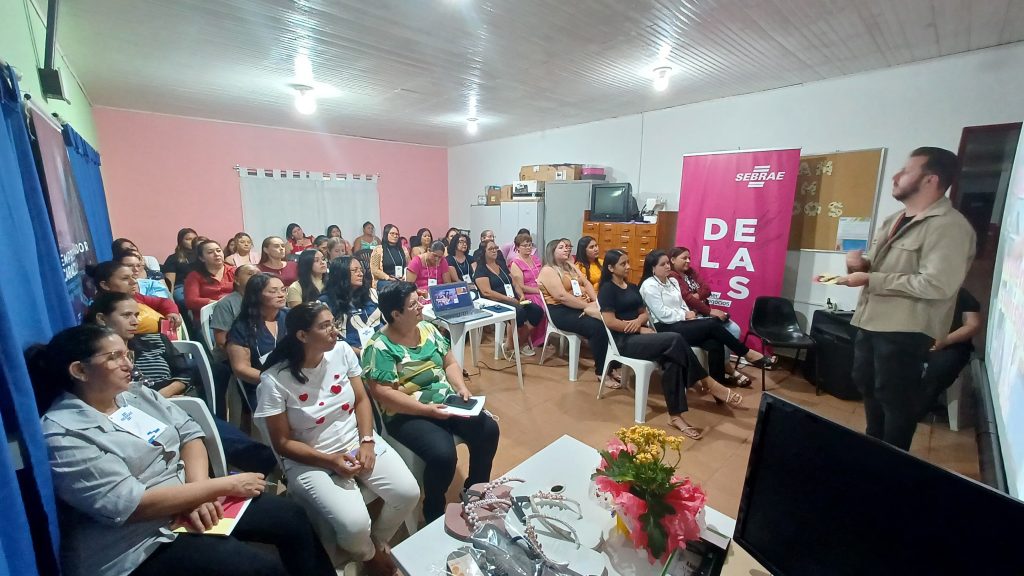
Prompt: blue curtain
<box><xmin>63</xmin><ymin>124</ymin><xmax>112</xmax><ymax>262</ymax></box>
<box><xmin>1</xmin><ymin>63</ymin><xmax>75</xmax><ymax>575</ymax></box>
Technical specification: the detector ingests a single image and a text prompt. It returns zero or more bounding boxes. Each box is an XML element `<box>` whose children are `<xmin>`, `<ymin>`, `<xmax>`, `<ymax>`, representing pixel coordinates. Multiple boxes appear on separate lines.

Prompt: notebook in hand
<box><xmin>172</xmin><ymin>495</ymin><xmax>252</xmax><ymax>536</ymax></box>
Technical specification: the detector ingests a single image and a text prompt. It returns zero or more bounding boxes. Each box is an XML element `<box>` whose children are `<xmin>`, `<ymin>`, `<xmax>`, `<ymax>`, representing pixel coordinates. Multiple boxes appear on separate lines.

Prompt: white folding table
<box><xmin>423</xmin><ymin>297</ymin><xmax>524</xmax><ymax>390</ymax></box>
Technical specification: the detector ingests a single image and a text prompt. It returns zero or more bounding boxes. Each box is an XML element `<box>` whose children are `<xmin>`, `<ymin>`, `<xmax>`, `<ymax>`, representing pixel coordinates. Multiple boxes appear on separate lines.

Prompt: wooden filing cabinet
<box><xmin>581</xmin><ymin>211</ymin><xmax>679</xmax><ymax>285</ymax></box>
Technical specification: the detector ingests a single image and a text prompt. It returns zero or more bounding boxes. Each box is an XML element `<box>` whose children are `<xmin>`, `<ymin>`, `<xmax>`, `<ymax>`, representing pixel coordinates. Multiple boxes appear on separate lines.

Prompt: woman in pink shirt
<box><xmin>405</xmin><ymin>241</ymin><xmax>456</xmax><ymax>295</ymax></box>
<box><xmin>225</xmin><ymin>232</ymin><xmax>260</xmax><ymax>266</ymax></box>
<box><xmin>184</xmin><ymin>239</ymin><xmax>236</xmax><ymax>316</ymax></box>
<box><xmin>507</xmin><ymin>232</ymin><xmax>548</xmax><ymax>350</ymax></box>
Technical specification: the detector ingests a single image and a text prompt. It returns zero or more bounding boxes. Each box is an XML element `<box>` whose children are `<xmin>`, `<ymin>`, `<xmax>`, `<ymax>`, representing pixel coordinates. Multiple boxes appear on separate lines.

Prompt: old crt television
<box><xmin>734</xmin><ymin>394</ymin><xmax>1024</xmax><ymax>576</ymax></box>
<box><xmin>590</xmin><ymin>183</ymin><xmax>639</xmax><ymax>222</ymax></box>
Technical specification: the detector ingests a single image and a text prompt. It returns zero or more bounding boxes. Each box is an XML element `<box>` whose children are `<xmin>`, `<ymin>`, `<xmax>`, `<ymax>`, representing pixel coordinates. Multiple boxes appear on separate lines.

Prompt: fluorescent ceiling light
<box><xmin>466</xmin><ymin>117</ymin><xmax>479</xmax><ymax>134</ymax></box>
<box><xmin>295</xmin><ymin>87</ymin><xmax>317</xmax><ymax>114</ymax></box>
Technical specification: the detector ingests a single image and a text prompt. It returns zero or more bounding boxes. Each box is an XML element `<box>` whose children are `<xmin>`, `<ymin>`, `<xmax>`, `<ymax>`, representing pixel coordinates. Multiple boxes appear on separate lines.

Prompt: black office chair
<box><xmin>743</xmin><ymin>296</ymin><xmax>816</xmax><ymax>391</ymax></box>
<box><xmin>353</xmin><ymin>248</ymin><xmax>372</xmax><ymax>275</ymax></box>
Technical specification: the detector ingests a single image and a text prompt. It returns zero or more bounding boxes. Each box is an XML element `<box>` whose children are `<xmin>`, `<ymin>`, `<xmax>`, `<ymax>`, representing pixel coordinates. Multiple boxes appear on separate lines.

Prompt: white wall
<box><xmin>448</xmin><ymin>42</ymin><xmax>1024</xmax><ymax>326</ymax></box>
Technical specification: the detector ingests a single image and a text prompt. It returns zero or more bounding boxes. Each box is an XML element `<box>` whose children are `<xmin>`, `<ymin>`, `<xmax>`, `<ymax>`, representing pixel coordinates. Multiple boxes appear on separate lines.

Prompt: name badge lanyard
<box><xmin>386</xmin><ymin>245</ymin><xmax>405</xmax><ymax>272</ymax></box>
<box><xmin>497</xmin><ymin>266</ymin><xmax>516</xmax><ymax>298</ymax></box>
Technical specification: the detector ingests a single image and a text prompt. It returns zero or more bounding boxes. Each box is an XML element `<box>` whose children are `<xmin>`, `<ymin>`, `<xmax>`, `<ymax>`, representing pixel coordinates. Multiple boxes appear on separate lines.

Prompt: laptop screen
<box><xmin>429</xmin><ymin>282</ymin><xmax>473</xmax><ymax>313</ymax></box>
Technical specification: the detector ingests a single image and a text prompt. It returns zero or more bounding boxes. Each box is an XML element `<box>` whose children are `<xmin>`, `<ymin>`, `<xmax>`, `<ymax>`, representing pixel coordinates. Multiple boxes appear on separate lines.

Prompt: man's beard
<box><xmin>893</xmin><ymin>174</ymin><xmax>925</xmax><ymax>201</ymax></box>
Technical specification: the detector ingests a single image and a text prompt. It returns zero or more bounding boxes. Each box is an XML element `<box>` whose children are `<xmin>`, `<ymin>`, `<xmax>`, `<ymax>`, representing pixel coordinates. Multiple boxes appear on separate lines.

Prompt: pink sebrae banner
<box><xmin>675</xmin><ymin>149</ymin><xmax>801</xmax><ymax>345</ymax></box>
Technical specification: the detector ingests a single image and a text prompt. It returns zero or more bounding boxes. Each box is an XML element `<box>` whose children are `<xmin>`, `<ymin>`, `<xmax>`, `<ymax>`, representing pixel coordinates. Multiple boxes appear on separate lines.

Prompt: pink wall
<box><xmin>93</xmin><ymin>107</ymin><xmax>448</xmax><ymax>258</ymax></box>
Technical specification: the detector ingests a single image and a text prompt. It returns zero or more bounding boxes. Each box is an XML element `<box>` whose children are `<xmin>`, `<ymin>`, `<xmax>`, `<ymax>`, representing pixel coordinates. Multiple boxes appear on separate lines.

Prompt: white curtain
<box><xmin>238</xmin><ymin>169</ymin><xmax>380</xmax><ymax>244</ymax></box>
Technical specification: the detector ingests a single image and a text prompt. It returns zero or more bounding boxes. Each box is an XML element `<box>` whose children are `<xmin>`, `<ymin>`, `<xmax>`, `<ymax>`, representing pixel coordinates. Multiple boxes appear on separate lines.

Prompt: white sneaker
<box><xmin>521</xmin><ymin>345</ymin><xmax>537</xmax><ymax>357</ymax></box>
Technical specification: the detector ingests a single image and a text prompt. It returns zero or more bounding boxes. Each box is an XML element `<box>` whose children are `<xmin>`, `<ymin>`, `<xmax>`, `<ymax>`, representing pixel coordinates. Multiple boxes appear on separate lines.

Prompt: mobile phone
<box><xmin>443</xmin><ymin>395</ymin><xmax>478</xmax><ymax>410</ymax></box>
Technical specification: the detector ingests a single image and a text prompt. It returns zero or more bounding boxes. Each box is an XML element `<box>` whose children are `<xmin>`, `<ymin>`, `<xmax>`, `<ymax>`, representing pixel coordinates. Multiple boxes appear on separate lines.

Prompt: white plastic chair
<box><xmin>537</xmin><ymin>296</ymin><xmax>583</xmax><ymax>381</ymax></box>
<box><xmin>170</xmin><ymin>396</ymin><xmax>227</xmax><ymax>477</ymax></box>
<box><xmin>171</xmin><ymin>340</ymin><xmax>218</xmax><ymax>417</ymax></box>
<box><xmin>198</xmin><ymin>301</ymin><xmax>217</xmax><ymax>352</ymax></box>
<box><xmin>596</xmin><ymin>314</ymin><xmax>659</xmax><ymax>424</ymax></box>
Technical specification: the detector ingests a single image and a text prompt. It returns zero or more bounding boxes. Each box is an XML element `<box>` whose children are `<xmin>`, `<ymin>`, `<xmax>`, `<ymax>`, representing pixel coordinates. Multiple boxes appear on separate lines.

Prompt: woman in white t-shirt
<box><xmin>255</xmin><ymin>302</ymin><xmax>419</xmax><ymax>576</ymax></box>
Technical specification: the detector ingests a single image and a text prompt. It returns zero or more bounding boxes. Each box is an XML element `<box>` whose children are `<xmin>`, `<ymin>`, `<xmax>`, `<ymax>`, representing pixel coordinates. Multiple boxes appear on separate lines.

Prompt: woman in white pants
<box><xmin>256</xmin><ymin>302</ymin><xmax>419</xmax><ymax>576</ymax></box>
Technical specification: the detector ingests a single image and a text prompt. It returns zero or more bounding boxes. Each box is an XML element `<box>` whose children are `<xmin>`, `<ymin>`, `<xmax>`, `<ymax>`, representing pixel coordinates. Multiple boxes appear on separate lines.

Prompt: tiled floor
<box><xmin>439</xmin><ymin>336</ymin><xmax>981</xmax><ymax>520</ymax></box>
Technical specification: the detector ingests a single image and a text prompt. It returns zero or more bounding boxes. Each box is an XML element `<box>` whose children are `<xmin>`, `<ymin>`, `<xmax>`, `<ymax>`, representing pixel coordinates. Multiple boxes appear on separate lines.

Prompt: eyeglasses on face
<box><xmin>87</xmin><ymin>349</ymin><xmax>133</xmax><ymax>368</ymax></box>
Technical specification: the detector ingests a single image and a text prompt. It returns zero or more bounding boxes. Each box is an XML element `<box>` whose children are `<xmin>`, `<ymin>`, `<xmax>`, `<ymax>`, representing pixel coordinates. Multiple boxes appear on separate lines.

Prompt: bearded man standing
<box><xmin>837</xmin><ymin>147</ymin><xmax>975</xmax><ymax>450</ymax></box>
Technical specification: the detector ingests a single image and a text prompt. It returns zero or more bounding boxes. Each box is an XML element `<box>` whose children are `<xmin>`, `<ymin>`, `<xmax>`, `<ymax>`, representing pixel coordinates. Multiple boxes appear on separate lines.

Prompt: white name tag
<box><xmin>428</xmin><ymin>278</ymin><xmax>438</xmax><ymax>287</ymax></box>
<box><xmin>463</xmin><ymin>274</ymin><xmax>472</xmax><ymax>284</ymax></box>
<box><xmin>570</xmin><ymin>279</ymin><xmax>583</xmax><ymax>297</ymax></box>
<box><xmin>357</xmin><ymin>325</ymin><xmax>375</xmax><ymax>349</ymax></box>
<box><xmin>503</xmin><ymin>283</ymin><xmax>515</xmax><ymax>298</ymax></box>
<box><xmin>109</xmin><ymin>406</ymin><xmax>168</xmax><ymax>444</ymax></box>
<box><xmin>394</xmin><ymin>266</ymin><xmax>404</xmax><ymax>278</ymax></box>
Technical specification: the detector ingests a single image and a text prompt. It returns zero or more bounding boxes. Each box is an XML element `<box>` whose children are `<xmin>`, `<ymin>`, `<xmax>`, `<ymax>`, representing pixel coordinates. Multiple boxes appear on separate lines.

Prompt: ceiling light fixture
<box><xmin>652</xmin><ymin>66</ymin><xmax>672</xmax><ymax>92</ymax></box>
<box><xmin>294</xmin><ymin>51</ymin><xmax>314</xmax><ymax>84</ymax></box>
<box><xmin>293</xmin><ymin>85</ymin><xmax>317</xmax><ymax>115</ymax></box>
<box><xmin>466</xmin><ymin>117</ymin><xmax>479</xmax><ymax>134</ymax></box>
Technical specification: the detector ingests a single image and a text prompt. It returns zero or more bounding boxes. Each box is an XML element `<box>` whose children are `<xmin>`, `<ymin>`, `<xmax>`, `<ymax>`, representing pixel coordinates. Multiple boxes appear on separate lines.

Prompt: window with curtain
<box><xmin>238</xmin><ymin>169</ymin><xmax>381</xmax><ymax>245</ymax></box>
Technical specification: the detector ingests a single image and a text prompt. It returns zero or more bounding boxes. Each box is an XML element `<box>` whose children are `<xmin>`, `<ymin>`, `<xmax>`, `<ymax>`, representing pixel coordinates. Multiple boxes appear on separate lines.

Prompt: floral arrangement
<box><xmin>592</xmin><ymin>425</ymin><xmax>707</xmax><ymax>566</ymax></box>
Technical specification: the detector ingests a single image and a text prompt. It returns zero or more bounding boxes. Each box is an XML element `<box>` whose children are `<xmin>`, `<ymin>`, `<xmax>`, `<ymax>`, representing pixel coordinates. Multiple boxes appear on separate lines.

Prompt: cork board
<box><xmin>788</xmin><ymin>148</ymin><xmax>885</xmax><ymax>250</ymax></box>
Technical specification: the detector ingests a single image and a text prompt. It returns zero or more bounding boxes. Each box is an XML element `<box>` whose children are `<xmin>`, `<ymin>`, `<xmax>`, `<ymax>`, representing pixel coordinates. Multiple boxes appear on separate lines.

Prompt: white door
<box><xmin>499</xmin><ymin>203</ymin><xmax>521</xmax><ymax>244</ymax></box>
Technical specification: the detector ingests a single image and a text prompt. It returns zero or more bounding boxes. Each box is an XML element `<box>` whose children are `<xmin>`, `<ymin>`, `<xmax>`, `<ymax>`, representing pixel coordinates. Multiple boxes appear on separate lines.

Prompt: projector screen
<box><xmin>987</xmin><ymin>129</ymin><xmax>1024</xmax><ymax>499</ymax></box>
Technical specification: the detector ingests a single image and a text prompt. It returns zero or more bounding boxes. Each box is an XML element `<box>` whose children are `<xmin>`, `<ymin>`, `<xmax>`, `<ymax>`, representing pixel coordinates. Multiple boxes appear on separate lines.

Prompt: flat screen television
<box><xmin>590</xmin><ymin>183</ymin><xmax>639</xmax><ymax>222</ymax></box>
<box><xmin>734</xmin><ymin>394</ymin><xmax>1024</xmax><ymax>576</ymax></box>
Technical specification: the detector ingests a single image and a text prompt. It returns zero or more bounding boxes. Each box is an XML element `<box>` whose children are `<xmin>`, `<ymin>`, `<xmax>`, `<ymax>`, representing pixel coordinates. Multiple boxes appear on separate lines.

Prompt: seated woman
<box><xmin>575</xmin><ymin>235</ymin><xmax>602</xmax><ymax>291</ymax></box>
<box><xmin>286</xmin><ymin>250</ymin><xmax>327</xmax><ymax>307</ymax></box>
<box><xmin>325</xmin><ymin>224</ymin><xmax>353</xmax><ymax>255</ymax></box>
<box><xmin>472</xmin><ymin>230</ymin><xmax>505</xmax><ymax>270</ymax></box>
<box><xmin>507</xmin><ymin>232</ymin><xmax>548</xmax><ymax>349</ymax></box>
<box><xmin>599</xmin><ymin>249</ymin><xmax>744</xmax><ymax>439</ymax></box>
<box><xmin>86</xmin><ymin>292</ymin><xmax>277</xmax><ymax>476</ymax></box>
<box><xmin>409</xmin><ymin>228</ymin><xmax>433</xmax><ymax>258</ymax></box>
<box><xmin>362</xmin><ymin>282</ymin><xmax>499</xmax><ymax>523</ymax></box>
<box><xmin>445</xmin><ymin>232</ymin><xmax>475</xmax><ymax>285</ymax></box>
<box><xmin>474</xmin><ymin>240</ymin><xmax>542</xmax><ymax>358</ymax></box>
<box><xmin>112</xmin><ymin>237</ymin><xmax>162</xmax><ymax>279</ymax></box>
<box><xmin>184</xmin><ymin>240</ymin><xmax>236</xmax><ymax>317</ymax></box>
<box><xmin>353</xmin><ymin>221</ymin><xmax>381</xmax><ymax>252</ymax></box>
<box><xmin>162</xmin><ymin>227</ymin><xmax>198</xmax><ymax>306</ymax></box>
<box><xmin>325</xmin><ymin>237</ymin><xmax>350</xmax><ymax>260</ymax></box>
<box><xmin>406</xmin><ymin>240</ymin><xmax>456</xmax><ymax>294</ymax></box>
<box><xmin>256</xmin><ymin>303</ymin><xmax>419</xmax><ymax>575</ymax></box>
<box><xmin>286</xmin><ymin>223</ymin><xmax>314</xmax><ymax>255</ymax></box>
<box><xmin>537</xmin><ymin>239</ymin><xmax>610</xmax><ymax>377</ymax></box>
<box><xmin>321</xmin><ymin>256</ymin><xmax>382</xmax><ymax>355</ymax></box>
<box><xmin>369</xmin><ymin>224</ymin><xmax>409</xmax><ymax>291</ymax></box>
<box><xmin>225</xmin><ymin>232</ymin><xmax>261</xmax><ymax>267</ymax></box>
<box><xmin>119</xmin><ymin>252</ymin><xmax>171</xmax><ymax>299</ymax></box>
<box><xmin>87</xmin><ymin>261</ymin><xmax>183</xmax><ymax>334</ymax></box>
<box><xmin>640</xmin><ymin>250</ymin><xmax>775</xmax><ymax>387</ymax></box>
<box><xmin>31</xmin><ymin>324</ymin><xmax>334</xmax><ymax>576</ymax></box>
<box><xmin>226</xmin><ymin>274</ymin><xmax>288</xmax><ymax>409</ymax></box>
<box><xmin>441</xmin><ymin>227</ymin><xmax>460</xmax><ymax>250</ymax></box>
<box><xmin>258</xmin><ymin>236</ymin><xmax>299</xmax><ymax>286</ymax></box>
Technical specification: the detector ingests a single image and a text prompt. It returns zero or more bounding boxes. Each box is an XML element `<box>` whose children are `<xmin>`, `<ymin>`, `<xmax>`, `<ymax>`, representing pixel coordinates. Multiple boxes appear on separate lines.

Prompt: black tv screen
<box><xmin>734</xmin><ymin>394</ymin><xmax>1024</xmax><ymax>576</ymax></box>
<box><xmin>591</xmin><ymin>183</ymin><xmax>635</xmax><ymax>221</ymax></box>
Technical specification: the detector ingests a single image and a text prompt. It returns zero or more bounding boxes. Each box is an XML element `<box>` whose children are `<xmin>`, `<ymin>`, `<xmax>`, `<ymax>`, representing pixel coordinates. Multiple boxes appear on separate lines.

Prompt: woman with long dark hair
<box><xmin>473</xmin><ymin>240</ymin><xmax>542</xmax><ymax>358</ymax></box>
<box><xmin>599</xmin><ymin>249</ymin><xmax>744</xmax><ymax>439</ymax></box>
<box><xmin>354</xmin><ymin>221</ymin><xmax>380</xmax><ymax>251</ymax></box>
<box><xmin>445</xmin><ymin>232</ymin><xmax>475</xmax><ymax>284</ymax></box>
<box><xmin>257</xmin><ymin>236</ymin><xmax>298</xmax><ymax>285</ymax></box>
<box><xmin>285</xmin><ymin>223</ymin><xmax>314</xmax><ymax>255</ymax></box>
<box><xmin>162</xmin><ymin>227</ymin><xmax>198</xmax><ymax>303</ymax></box>
<box><xmin>87</xmin><ymin>261</ymin><xmax>183</xmax><ymax>334</ymax></box>
<box><xmin>286</xmin><ymin>249</ymin><xmax>327</xmax><ymax>307</ymax></box>
<box><xmin>409</xmin><ymin>228</ymin><xmax>433</xmax><ymax>258</ymax></box>
<box><xmin>368</xmin><ymin>224</ymin><xmax>408</xmax><ymax>290</ymax></box>
<box><xmin>29</xmin><ymin>324</ymin><xmax>334</xmax><ymax>576</ymax></box>
<box><xmin>441</xmin><ymin>227</ymin><xmax>460</xmax><ymax>250</ymax></box>
<box><xmin>575</xmin><ymin>235</ymin><xmax>602</xmax><ymax>290</ymax></box>
<box><xmin>226</xmin><ymin>273</ymin><xmax>288</xmax><ymax>408</ymax></box>
<box><xmin>361</xmin><ymin>282</ymin><xmax>499</xmax><ymax>523</ymax></box>
<box><xmin>256</xmin><ymin>302</ymin><xmax>418</xmax><ymax>575</ymax></box>
<box><xmin>321</xmin><ymin>256</ymin><xmax>382</xmax><ymax>355</ymax></box>
<box><xmin>640</xmin><ymin>250</ymin><xmax>775</xmax><ymax>387</ymax></box>
<box><xmin>184</xmin><ymin>240</ymin><xmax>235</xmax><ymax>316</ymax></box>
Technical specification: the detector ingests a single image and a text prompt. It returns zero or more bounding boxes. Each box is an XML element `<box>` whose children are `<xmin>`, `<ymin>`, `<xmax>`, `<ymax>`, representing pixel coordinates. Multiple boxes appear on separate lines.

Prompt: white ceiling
<box><xmin>52</xmin><ymin>0</ymin><xmax>1024</xmax><ymax>146</ymax></box>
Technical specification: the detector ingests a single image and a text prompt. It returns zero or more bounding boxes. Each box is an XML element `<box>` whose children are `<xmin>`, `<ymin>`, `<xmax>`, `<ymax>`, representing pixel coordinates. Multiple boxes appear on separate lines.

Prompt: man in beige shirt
<box><xmin>837</xmin><ymin>147</ymin><xmax>975</xmax><ymax>450</ymax></box>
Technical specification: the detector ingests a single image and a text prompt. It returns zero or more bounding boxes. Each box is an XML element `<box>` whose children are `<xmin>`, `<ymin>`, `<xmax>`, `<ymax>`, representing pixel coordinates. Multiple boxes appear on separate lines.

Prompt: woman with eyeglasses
<box><xmin>118</xmin><ymin>252</ymin><xmax>171</xmax><ymax>299</ymax></box>
<box><xmin>445</xmin><ymin>232</ymin><xmax>475</xmax><ymax>285</ymax></box>
<box><xmin>406</xmin><ymin>240</ymin><xmax>456</xmax><ymax>295</ymax></box>
<box><xmin>473</xmin><ymin>239</ymin><xmax>542</xmax><ymax>358</ymax></box>
<box><xmin>286</xmin><ymin>250</ymin><xmax>328</xmax><ymax>308</ymax></box>
<box><xmin>507</xmin><ymin>232</ymin><xmax>549</xmax><ymax>351</ymax></box>
<box><xmin>256</xmin><ymin>302</ymin><xmax>418</xmax><ymax>575</ymax></box>
<box><xmin>368</xmin><ymin>224</ymin><xmax>409</xmax><ymax>291</ymax></box>
<box><xmin>320</xmin><ymin>256</ymin><xmax>382</xmax><ymax>355</ymax></box>
<box><xmin>361</xmin><ymin>282</ymin><xmax>499</xmax><ymax>523</ymax></box>
<box><xmin>29</xmin><ymin>324</ymin><xmax>334</xmax><ymax>576</ymax></box>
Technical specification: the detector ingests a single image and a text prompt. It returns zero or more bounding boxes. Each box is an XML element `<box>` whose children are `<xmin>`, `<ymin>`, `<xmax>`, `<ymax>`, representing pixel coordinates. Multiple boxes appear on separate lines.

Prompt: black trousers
<box><xmin>920</xmin><ymin>344</ymin><xmax>973</xmax><ymax>419</ymax></box>
<box><xmin>617</xmin><ymin>331</ymin><xmax>707</xmax><ymax>415</ymax></box>
<box><xmin>852</xmin><ymin>329</ymin><xmax>933</xmax><ymax>450</ymax></box>
<box><xmin>386</xmin><ymin>412</ymin><xmax>500</xmax><ymax>522</ymax></box>
<box><xmin>512</xmin><ymin>302</ymin><xmax>544</xmax><ymax>327</ymax></box>
<box><xmin>547</xmin><ymin>304</ymin><xmax>608</xmax><ymax>375</ymax></box>
<box><xmin>655</xmin><ymin>318</ymin><xmax>750</xmax><ymax>382</ymax></box>
<box><xmin>130</xmin><ymin>494</ymin><xmax>334</xmax><ymax>576</ymax></box>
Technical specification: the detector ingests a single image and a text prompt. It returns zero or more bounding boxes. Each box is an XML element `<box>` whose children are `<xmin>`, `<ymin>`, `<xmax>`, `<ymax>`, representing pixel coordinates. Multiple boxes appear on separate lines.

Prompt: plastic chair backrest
<box><xmin>170</xmin><ymin>396</ymin><xmax>227</xmax><ymax>477</ymax></box>
<box><xmin>598</xmin><ymin>313</ymin><xmax>623</xmax><ymax>357</ymax></box>
<box><xmin>170</xmin><ymin>340</ymin><xmax>218</xmax><ymax>417</ymax></box>
<box><xmin>353</xmin><ymin>249</ymin><xmax>373</xmax><ymax>274</ymax></box>
<box><xmin>199</xmin><ymin>301</ymin><xmax>217</xmax><ymax>352</ymax></box>
<box><xmin>750</xmin><ymin>296</ymin><xmax>803</xmax><ymax>335</ymax></box>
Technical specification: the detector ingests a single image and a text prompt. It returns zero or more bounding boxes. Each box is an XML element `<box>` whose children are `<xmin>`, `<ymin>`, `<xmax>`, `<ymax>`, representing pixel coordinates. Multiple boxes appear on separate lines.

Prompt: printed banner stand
<box><xmin>676</xmin><ymin>149</ymin><xmax>802</xmax><ymax>351</ymax></box>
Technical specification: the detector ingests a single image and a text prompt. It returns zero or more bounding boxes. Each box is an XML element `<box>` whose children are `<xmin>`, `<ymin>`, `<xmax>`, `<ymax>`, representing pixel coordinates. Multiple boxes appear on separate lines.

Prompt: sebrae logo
<box><xmin>735</xmin><ymin>165</ymin><xmax>786</xmax><ymax>188</ymax></box>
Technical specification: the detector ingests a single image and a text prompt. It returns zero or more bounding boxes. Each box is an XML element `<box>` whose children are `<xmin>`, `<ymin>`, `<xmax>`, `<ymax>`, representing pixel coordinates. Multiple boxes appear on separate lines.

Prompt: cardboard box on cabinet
<box><xmin>518</xmin><ymin>164</ymin><xmax>583</xmax><ymax>182</ymax></box>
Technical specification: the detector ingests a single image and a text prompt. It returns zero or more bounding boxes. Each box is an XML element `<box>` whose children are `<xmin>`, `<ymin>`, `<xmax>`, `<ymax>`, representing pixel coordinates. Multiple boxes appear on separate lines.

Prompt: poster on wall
<box><xmin>676</xmin><ymin>149</ymin><xmax>801</xmax><ymax>345</ymax></box>
<box><xmin>29</xmin><ymin>107</ymin><xmax>96</xmax><ymax>321</ymax></box>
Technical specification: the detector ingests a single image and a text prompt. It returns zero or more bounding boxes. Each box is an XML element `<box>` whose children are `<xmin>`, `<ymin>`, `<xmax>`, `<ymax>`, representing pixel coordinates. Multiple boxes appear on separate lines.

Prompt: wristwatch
<box><xmin>360</xmin><ymin>435</ymin><xmax>375</xmax><ymax>444</ymax></box>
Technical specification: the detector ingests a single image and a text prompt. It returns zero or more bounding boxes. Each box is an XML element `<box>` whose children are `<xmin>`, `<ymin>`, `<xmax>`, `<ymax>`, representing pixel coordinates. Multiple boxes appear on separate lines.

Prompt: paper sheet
<box><xmin>836</xmin><ymin>217</ymin><xmax>870</xmax><ymax>251</ymax></box>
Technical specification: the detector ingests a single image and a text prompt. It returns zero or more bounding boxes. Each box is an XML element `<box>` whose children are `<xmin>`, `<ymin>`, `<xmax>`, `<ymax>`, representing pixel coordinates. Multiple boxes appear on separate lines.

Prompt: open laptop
<box><xmin>428</xmin><ymin>281</ymin><xmax>492</xmax><ymax>324</ymax></box>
